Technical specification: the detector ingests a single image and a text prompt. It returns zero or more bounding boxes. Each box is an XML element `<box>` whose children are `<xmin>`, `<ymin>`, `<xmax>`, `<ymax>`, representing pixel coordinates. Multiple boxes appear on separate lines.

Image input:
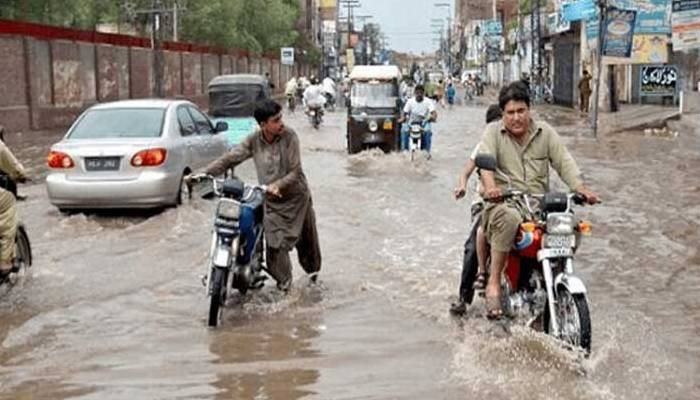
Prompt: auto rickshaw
<box><xmin>207</xmin><ymin>74</ymin><xmax>271</xmax><ymax>147</ymax></box>
<box><xmin>346</xmin><ymin>65</ymin><xmax>402</xmax><ymax>154</ymax></box>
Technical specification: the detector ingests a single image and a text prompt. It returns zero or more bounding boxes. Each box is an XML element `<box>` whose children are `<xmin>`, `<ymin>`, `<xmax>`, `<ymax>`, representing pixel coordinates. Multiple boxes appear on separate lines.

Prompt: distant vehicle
<box><xmin>46</xmin><ymin>99</ymin><xmax>228</xmax><ymax>210</ymax></box>
<box><xmin>346</xmin><ymin>65</ymin><xmax>402</xmax><ymax>154</ymax></box>
<box><xmin>207</xmin><ymin>74</ymin><xmax>271</xmax><ymax>148</ymax></box>
<box><xmin>460</xmin><ymin>69</ymin><xmax>481</xmax><ymax>85</ymax></box>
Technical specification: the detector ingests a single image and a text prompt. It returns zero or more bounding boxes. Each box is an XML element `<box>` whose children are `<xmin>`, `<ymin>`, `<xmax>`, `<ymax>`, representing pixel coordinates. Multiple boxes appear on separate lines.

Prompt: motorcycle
<box><xmin>307</xmin><ymin>106</ymin><xmax>323</xmax><ymax>129</ymax></box>
<box><xmin>190</xmin><ymin>174</ymin><xmax>268</xmax><ymax>327</ymax></box>
<box><xmin>0</xmin><ymin>174</ymin><xmax>32</xmax><ymax>288</ymax></box>
<box><xmin>407</xmin><ymin>119</ymin><xmax>430</xmax><ymax>161</ymax></box>
<box><xmin>287</xmin><ymin>93</ymin><xmax>296</xmax><ymax>113</ymax></box>
<box><xmin>475</xmin><ymin>154</ymin><xmax>596</xmax><ymax>354</ymax></box>
<box><xmin>323</xmin><ymin>92</ymin><xmax>336</xmax><ymax>112</ymax></box>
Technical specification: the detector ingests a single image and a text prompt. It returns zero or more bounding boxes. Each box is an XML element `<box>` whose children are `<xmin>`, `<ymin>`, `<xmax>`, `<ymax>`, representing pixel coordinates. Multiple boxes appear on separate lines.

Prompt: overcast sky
<box><xmin>346</xmin><ymin>0</ymin><xmax>455</xmax><ymax>54</ymax></box>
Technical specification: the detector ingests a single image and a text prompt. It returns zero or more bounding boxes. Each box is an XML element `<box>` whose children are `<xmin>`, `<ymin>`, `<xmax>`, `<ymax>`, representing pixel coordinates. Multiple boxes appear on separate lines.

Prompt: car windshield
<box><xmin>350</xmin><ymin>82</ymin><xmax>397</xmax><ymax>108</ymax></box>
<box><xmin>209</xmin><ymin>84</ymin><xmax>267</xmax><ymax>117</ymax></box>
<box><xmin>68</xmin><ymin>108</ymin><xmax>165</xmax><ymax>139</ymax></box>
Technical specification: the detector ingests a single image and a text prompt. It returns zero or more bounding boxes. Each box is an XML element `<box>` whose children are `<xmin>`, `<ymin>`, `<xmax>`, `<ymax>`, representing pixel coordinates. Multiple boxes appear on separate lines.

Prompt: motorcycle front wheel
<box><xmin>208</xmin><ymin>267</ymin><xmax>228</xmax><ymax>327</ymax></box>
<box><xmin>546</xmin><ymin>287</ymin><xmax>592</xmax><ymax>354</ymax></box>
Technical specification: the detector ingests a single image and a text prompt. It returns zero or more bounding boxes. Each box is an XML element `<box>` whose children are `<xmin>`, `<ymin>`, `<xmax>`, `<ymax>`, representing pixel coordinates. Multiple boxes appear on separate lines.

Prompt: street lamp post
<box><xmin>434</xmin><ymin>2</ymin><xmax>451</xmax><ymax>74</ymax></box>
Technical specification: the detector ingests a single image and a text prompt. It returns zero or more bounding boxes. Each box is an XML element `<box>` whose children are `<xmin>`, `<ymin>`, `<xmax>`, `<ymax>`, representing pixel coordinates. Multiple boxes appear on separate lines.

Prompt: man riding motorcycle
<box><xmin>0</xmin><ymin>125</ymin><xmax>29</xmax><ymax>276</ymax></box>
<box><xmin>322</xmin><ymin>76</ymin><xmax>336</xmax><ymax>110</ymax></box>
<box><xmin>187</xmin><ymin>101</ymin><xmax>322</xmax><ymax>291</ymax></box>
<box><xmin>399</xmin><ymin>84</ymin><xmax>437</xmax><ymax>156</ymax></box>
<box><xmin>477</xmin><ymin>82</ymin><xmax>598</xmax><ymax>319</ymax></box>
<box><xmin>302</xmin><ymin>77</ymin><xmax>326</xmax><ymax>123</ymax></box>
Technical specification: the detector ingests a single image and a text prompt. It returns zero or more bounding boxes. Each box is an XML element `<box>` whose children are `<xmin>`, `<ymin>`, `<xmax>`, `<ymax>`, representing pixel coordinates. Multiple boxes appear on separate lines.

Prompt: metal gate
<box><xmin>553</xmin><ymin>43</ymin><xmax>575</xmax><ymax>107</ymax></box>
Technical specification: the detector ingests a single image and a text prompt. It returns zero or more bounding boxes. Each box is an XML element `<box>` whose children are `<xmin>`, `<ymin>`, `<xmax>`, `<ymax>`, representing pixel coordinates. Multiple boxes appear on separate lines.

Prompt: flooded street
<box><xmin>1</xmin><ymin>102</ymin><xmax>699</xmax><ymax>399</ymax></box>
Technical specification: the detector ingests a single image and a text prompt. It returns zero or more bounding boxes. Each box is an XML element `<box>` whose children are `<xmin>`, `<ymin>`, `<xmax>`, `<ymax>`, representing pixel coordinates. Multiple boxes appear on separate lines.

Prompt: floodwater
<box><xmin>1</xmin><ymin>101</ymin><xmax>698</xmax><ymax>399</ymax></box>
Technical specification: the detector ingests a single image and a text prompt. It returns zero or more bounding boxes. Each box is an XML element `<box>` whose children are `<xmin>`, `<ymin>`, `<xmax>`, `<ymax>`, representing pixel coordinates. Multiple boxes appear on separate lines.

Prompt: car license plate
<box><xmin>545</xmin><ymin>234</ymin><xmax>575</xmax><ymax>248</ymax></box>
<box><xmin>85</xmin><ymin>157</ymin><xmax>120</xmax><ymax>171</ymax></box>
<box><xmin>383</xmin><ymin>120</ymin><xmax>393</xmax><ymax>130</ymax></box>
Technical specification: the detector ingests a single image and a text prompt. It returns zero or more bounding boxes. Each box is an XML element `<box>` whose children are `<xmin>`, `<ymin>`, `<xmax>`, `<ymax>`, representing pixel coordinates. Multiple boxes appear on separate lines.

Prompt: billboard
<box><xmin>640</xmin><ymin>65</ymin><xmax>678</xmax><ymax>96</ymax></box>
<box><xmin>604</xmin><ymin>34</ymin><xmax>669</xmax><ymax>63</ymax></box>
<box><xmin>672</xmin><ymin>0</ymin><xmax>700</xmax><ymax>50</ymax></box>
<box><xmin>602</xmin><ymin>7</ymin><xmax>637</xmax><ymax>57</ymax></box>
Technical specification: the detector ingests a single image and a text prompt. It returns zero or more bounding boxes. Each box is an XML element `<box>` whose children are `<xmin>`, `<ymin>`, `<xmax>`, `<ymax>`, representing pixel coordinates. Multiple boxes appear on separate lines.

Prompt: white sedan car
<box><xmin>46</xmin><ymin>99</ymin><xmax>229</xmax><ymax>210</ymax></box>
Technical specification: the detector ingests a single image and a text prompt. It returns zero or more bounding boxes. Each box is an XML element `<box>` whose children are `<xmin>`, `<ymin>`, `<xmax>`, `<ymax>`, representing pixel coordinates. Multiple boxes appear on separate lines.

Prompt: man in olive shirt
<box><xmin>0</xmin><ymin>125</ymin><xmax>29</xmax><ymax>276</ymax></box>
<box><xmin>478</xmin><ymin>82</ymin><xmax>598</xmax><ymax>318</ymax></box>
<box><xmin>194</xmin><ymin>100</ymin><xmax>321</xmax><ymax>291</ymax></box>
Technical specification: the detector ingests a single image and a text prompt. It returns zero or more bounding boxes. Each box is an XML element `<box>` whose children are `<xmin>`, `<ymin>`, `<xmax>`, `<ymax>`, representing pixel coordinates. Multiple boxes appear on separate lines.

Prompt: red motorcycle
<box><xmin>476</xmin><ymin>155</ymin><xmax>596</xmax><ymax>354</ymax></box>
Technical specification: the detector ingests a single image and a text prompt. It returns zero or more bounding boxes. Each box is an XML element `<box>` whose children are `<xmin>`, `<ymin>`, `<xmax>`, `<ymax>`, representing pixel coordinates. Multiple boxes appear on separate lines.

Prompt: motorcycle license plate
<box><xmin>545</xmin><ymin>234</ymin><xmax>575</xmax><ymax>248</ymax></box>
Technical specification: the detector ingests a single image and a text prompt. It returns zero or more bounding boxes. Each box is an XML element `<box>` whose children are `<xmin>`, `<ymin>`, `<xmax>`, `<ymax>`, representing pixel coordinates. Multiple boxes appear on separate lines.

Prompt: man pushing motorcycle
<box><xmin>477</xmin><ymin>82</ymin><xmax>598</xmax><ymax>319</ymax></box>
<box><xmin>187</xmin><ymin>100</ymin><xmax>322</xmax><ymax>292</ymax></box>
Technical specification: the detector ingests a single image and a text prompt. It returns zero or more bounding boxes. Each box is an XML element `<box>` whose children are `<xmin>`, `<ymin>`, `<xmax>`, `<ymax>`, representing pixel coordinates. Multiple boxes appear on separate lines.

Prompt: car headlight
<box><xmin>546</xmin><ymin>213</ymin><xmax>575</xmax><ymax>234</ymax></box>
<box><xmin>217</xmin><ymin>200</ymin><xmax>240</xmax><ymax>220</ymax></box>
<box><xmin>368</xmin><ymin>120</ymin><xmax>378</xmax><ymax>132</ymax></box>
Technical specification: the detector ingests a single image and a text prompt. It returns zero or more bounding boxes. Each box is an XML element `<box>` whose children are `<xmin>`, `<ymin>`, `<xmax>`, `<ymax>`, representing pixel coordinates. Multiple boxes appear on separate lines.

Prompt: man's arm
<box><xmin>203</xmin><ymin>133</ymin><xmax>254</xmax><ymax>176</ymax></box>
<box><xmin>270</xmin><ymin>130</ymin><xmax>302</xmax><ymax>196</ymax></box>
<box><xmin>0</xmin><ymin>142</ymin><xmax>27</xmax><ymax>181</ymax></box>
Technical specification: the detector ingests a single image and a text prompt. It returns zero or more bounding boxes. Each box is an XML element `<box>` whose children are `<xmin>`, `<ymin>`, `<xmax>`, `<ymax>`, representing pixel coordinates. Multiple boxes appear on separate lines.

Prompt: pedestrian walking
<box><xmin>578</xmin><ymin>70</ymin><xmax>592</xmax><ymax>113</ymax></box>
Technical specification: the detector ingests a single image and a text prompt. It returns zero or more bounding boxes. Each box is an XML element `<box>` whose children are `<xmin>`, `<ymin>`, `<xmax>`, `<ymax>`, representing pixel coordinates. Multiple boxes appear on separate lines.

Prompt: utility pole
<box><xmin>152</xmin><ymin>0</ymin><xmax>165</xmax><ymax>98</ymax></box>
<box><xmin>435</xmin><ymin>3</ymin><xmax>451</xmax><ymax>74</ymax></box>
<box><xmin>591</xmin><ymin>0</ymin><xmax>606</xmax><ymax>138</ymax></box>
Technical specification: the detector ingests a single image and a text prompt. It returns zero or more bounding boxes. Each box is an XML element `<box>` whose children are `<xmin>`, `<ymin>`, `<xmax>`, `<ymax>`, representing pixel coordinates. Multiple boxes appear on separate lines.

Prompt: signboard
<box><xmin>548</xmin><ymin>11</ymin><xmax>572</xmax><ymax>33</ymax></box>
<box><xmin>640</xmin><ymin>64</ymin><xmax>678</xmax><ymax>95</ymax></box>
<box><xmin>346</xmin><ymin>48</ymin><xmax>355</xmax><ymax>71</ymax></box>
<box><xmin>603</xmin><ymin>7</ymin><xmax>637</xmax><ymax>57</ymax></box>
<box><xmin>605</xmin><ymin>34</ymin><xmax>669</xmax><ymax>63</ymax></box>
<box><xmin>587</xmin><ymin>0</ymin><xmax>672</xmax><ymax>39</ymax></box>
<box><xmin>672</xmin><ymin>0</ymin><xmax>700</xmax><ymax>50</ymax></box>
<box><xmin>562</xmin><ymin>0</ymin><xmax>597</xmax><ymax>21</ymax></box>
<box><xmin>320</xmin><ymin>0</ymin><xmax>336</xmax><ymax>7</ymax></box>
<box><xmin>280</xmin><ymin>47</ymin><xmax>294</xmax><ymax>65</ymax></box>
<box><xmin>484</xmin><ymin>35</ymin><xmax>502</xmax><ymax>62</ymax></box>
<box><xmin>483</xmin><ymin>20</ymin><xmax>503</xmax><ymax>36</ymax></box>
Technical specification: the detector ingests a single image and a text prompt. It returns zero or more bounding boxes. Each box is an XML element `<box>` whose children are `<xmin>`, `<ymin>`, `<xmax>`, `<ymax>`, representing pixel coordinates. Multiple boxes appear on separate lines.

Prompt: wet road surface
<box><xmin>1</xmin><ymin>101</ymin><xmax>699</xmax><ymax>399</ymax></box>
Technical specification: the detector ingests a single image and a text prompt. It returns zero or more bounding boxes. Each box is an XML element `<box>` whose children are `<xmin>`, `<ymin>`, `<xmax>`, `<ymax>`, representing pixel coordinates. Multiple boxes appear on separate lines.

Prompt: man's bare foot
<box><xmin>484</xmin><ymin>284</ymin><xmax>503</xmax><ymax>319</ymax></box>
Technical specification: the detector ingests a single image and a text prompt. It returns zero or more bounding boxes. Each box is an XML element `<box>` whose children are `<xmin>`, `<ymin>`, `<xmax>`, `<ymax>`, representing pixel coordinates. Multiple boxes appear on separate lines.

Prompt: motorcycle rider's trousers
<box><xmin>265</xmin><ymin>203</ymin><xmax>321</xmax><ymax>286</ymax></box>
<box><xmin>482</xmin><ymin>201</ymin><xmax>523</xmax><ymax>253</ymax></box>
<box><xmin>0</xmin><ymin>189</ymin><xmax>17</xmax><ymax>264</ymax></box>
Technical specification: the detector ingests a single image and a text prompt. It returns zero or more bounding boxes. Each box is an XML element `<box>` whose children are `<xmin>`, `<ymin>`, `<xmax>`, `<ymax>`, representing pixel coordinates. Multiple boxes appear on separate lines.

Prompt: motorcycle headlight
<box><xmin>368</xmin><ymin>120</ymin><xmax>378</xmax><ymax>132</ymax></box>
<box><xmin>217</xmin><ymin>200</ymin><xmax>240</xmax><ymax>220</ymax></box>
<box><xmin>546</xmin><ymin>213</ymin><xmax>575</xmax><ymax>234</ymax></box>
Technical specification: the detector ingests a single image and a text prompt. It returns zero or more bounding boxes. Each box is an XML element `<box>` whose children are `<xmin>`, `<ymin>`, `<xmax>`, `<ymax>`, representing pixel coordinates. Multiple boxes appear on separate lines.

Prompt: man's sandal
<box><xmin>473</xmin><ymin>272</ymin><xmax>488</xmax><ymax>291</ymax></box>
<box><xmin>485</xmin><ymin>294</ymin><xmax>504</xmax><ymax>320</ymax></box>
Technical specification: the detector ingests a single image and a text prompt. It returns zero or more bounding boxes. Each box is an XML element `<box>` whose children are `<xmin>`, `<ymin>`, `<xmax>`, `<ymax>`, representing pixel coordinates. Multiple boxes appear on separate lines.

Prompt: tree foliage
<box><xmin>0</xmin><ymin>0</ymin><xmax>302</xmax><ymax>54</ymax></box>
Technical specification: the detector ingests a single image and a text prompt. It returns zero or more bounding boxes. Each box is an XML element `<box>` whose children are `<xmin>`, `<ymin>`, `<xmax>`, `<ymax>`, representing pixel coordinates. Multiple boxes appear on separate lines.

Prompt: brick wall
<box><xmin>0</xmin><ymin>20</ymin><xmax>310</xmax><ymax>133</ymax></box>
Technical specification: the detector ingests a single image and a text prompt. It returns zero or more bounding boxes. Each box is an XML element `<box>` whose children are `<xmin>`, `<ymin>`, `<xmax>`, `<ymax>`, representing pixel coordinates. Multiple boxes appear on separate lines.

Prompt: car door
<box><xmin>176</xmin><ymin>106</ymin><xmax>201</xmax><ymax>169</ymax></box>
<box><xmin>187</xmin><ymin>105</ymin><xmax>225</xmax><ymax>164</ymax></box>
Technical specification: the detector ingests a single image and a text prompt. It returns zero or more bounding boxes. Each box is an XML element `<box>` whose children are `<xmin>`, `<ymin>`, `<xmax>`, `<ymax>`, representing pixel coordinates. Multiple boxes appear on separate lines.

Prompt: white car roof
<box><xmin>89</xmin><ymin>99</ymin><xmax>190</xmax><ymax>110</ymax></box>
<box><xmin>349</xmin><ymin>65</ymin><xmax>402</xmax><ymax>81</ymax></box>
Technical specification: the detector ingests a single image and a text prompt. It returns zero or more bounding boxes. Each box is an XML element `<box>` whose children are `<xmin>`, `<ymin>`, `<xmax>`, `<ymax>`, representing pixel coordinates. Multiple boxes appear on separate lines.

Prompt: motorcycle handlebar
<box><xmin>188</xmin><ymin>174</ymin><xmax>268</xmax><ymax>197</ymax></box>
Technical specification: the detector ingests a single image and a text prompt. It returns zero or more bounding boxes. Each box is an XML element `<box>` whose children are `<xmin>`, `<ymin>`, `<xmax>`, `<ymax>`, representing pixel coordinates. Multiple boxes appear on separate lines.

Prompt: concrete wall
<box><xmin>0</xmin><ymin>33</ymin><xmax>309</xmax><ymax>133</ymax></box>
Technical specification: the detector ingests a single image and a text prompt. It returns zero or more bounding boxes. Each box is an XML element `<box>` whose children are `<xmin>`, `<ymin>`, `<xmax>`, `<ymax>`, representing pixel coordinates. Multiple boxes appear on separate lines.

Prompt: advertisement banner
<box><xmin>603</xmin><ymin>7</ymin><xmax>637</xmax><ymax>57</ymax></box>
<box><xmin>484</xmin><ymin>35</ymin><xmax>502</xmax><ymax>62</ymax></box>
<box><xmin>587</xmin><ymin>0</ymin><xmax>671</xmax><ymax>39</ymax></box>
<box><xmin>604</xmin><ymin>34</ymin><xmax>668</xmax><ymax>64</ymax></box>
<box><xmin>549</xmin><ymin>11</ymin><xmax>572</xmax><ymax>33</ymax></box>
<box><xmin>562</xmin><ymin>0</ymin><xmax>597</xmax><ymax>21</ymax></box>
<box><xmin>483</xmin><ymin>20</ymin><xmax>503</xmax><ymax>36</ymax></box>
<box><xmin>672</xmin><ymin>0</ymin><xmax>700</xmax><ymax>50</ymax></box>
<box><xmin>640</xmin><ymin>64</ymin><xmax>678</xmax><ymax>96</ymax></box>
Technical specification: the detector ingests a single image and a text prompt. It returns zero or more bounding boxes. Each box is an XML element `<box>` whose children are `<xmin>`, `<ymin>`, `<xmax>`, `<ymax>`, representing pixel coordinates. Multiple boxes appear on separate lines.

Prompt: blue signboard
<box><xmin>562</xmin><ymin>0</ymin><xmax>598</xmax><ymax>21</ymax></box>
<box><xmin>603</xmin><ymin>7</ymin><xmax>637</xmax><ymax>57</ymax></box>
<box><xmin>587</xmin><ymin>0</ymin><xmax>671</xmax><ymax>38</ymax></box>
<box><xmin>483</xmin><ymin>20</ymin><xmax>503</xmax><ymax>36</ymax></box>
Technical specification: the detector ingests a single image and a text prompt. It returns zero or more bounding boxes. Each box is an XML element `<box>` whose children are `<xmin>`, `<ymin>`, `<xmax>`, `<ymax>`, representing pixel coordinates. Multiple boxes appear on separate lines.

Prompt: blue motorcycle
<box><xmin>191</xmin><ymin>174</ymin><xmax>268</xmax><ymax>327</ymax></box>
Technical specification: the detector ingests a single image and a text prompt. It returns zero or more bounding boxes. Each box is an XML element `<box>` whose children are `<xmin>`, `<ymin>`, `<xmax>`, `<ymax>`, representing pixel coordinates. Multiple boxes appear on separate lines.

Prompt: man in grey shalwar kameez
<box><xmin>198</xmin><ymin>100</ymin><xmax>321</xmax><ymax>291</ymax></box>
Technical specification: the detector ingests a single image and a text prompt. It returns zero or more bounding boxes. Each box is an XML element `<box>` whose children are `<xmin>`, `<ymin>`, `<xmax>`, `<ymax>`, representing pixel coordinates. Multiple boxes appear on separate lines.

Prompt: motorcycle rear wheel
<box><xmin>208</xmin><ymin>267</ymin><xmax>227</xmax><ymax>327</ymax></box>
<box><xmin>546</xmin><ymin>287</ymin><xmax>591</xmax><ymax>354</ymax></box>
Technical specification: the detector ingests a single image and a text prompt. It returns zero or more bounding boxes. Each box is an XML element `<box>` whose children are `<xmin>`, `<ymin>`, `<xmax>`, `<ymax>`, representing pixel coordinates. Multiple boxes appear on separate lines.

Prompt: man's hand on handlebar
<box><xmin>575</xmin><ymin>185</ymin><xmax>600</xmax><ymax>205</ymax></box>
<box><xmin>483</xmin><ymin>186</ymin><xmax>503</xmax><ymax>201</ymax></box>
<box><xmin>184</xmin><ymin>173</ymin><xmax>208</xmax><ymax>186</ymax></box>
<box><xmin>266</xmin><ymin>183</ymin><xmax>282</xmax><ymax>198</ymax></box>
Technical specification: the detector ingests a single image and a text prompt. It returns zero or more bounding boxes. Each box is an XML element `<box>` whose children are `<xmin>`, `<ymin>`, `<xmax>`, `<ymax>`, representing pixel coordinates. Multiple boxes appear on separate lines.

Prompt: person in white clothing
<box><xmin>399</xmin><ymin>84</ymin><xmax>436</xmax><ymax>153</ymax></box>
<box><xmin>322</xmin><ymin>76</ymin><xmax>336</xmax><ymax>108</ymax></box>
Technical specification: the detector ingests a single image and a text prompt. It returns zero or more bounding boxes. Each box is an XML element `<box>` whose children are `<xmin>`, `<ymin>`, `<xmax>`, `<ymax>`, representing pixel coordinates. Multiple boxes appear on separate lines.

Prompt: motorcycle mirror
<box><xmin>474</xmin><ymin>154</ymin><xmax>497</xmax><ymax>171</ymax></box>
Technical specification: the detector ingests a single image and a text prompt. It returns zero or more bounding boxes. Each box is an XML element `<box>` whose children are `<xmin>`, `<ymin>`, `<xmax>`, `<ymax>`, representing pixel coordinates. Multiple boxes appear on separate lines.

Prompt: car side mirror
<box><xmin>214</xmin><ymin>121</ymin><xmax>228</xmax><ymax>133</ymax></box>
<box><xmin>474</xmin><ymin>154</ymin><xmax>497</xmax><ymax>171</ymax></box>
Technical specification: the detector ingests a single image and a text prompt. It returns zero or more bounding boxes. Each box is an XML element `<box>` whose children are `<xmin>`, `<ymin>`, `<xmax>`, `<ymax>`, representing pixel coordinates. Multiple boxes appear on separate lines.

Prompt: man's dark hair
<box><xmin>498</xmin><ymin>81</ymin><xmax>530</xmax><ymax>110</ymax></box>
<box><xmin>486</xmin><ymin>104</ymin><xmax>502</xmax><ymax>123</ymax></box>
<box><xmin>253</xmin><ymin>100</ymin><xmax>282</xmax><ymax>124</ymax></box>
<box><xmin>414</xmin><ymin>84</ymin><xmax>425</xmax><ymax>92</ymax></box>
